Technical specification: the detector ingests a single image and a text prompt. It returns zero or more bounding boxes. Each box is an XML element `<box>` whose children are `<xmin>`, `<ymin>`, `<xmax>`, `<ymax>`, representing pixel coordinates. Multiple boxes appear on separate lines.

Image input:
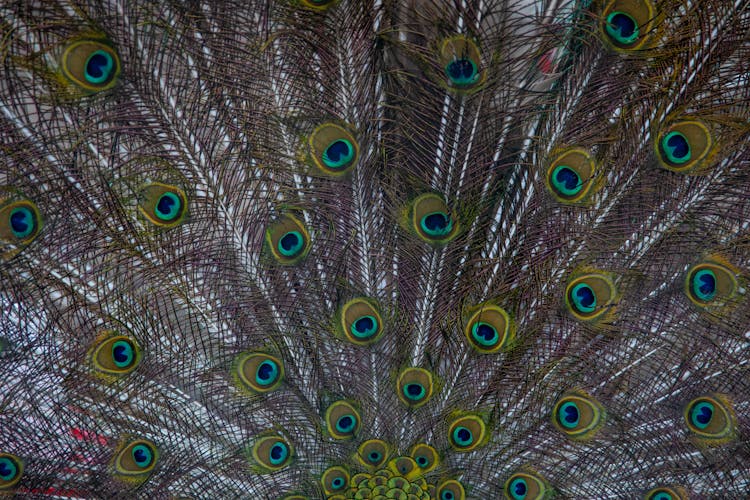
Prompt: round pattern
<box><xmin>322</xmin><ymin>139</ymin><xmax>355</xmax><ymax>169</ymax></box>
<box><xmin>660</xmin><ymin>131</ymin><xmax>691</xmax><ymax>165</ymax></box>
<box><xmin>1</xmin><ymin>200</ymin><xmax>42</xmax><ymax>259</ymax></box>
<box><xmin>438</xmin><ymin>36</ymin><xmax>485</xmax><ymax>92</ymax></box>
<box><xmin>570</xmin><ymin>283</ymin><xmax>597</xmax><ymax>314</ymax></box>
<box><xmin>113</xmin><ymin>439</ymin><xmax>158</xmax><ymax>481</ymax></box>
<box><xmin>445</xmin><ymin>58</ymin><xmax>479</xmax><ymax>87</ymax></box>
<box><xmin>61</xmin><ymin>38</ymin><xmax>121</xmax><ymax>93</ymax></box>
<box><xmin>685</xmin><ymin>259</ymin><xmax>739</xmax><ymax>309</ymax></box>
<box><xmin>684</xmin><ymin>395</ymin><xmax>736</xmax><ymax>443</ymax></box>
<box><xmin>111</xmin><ymin>340</ymin><xmax>136</xmax><ymax>369</ymax></box>
<box><xmin>655</xmin><ymin>119</ymin><xmax>714</xmax><ymax>173</ymax></box>
<box><xmin>396</xmin><ymin>367</ymin><xmax>434</xmax><ymax>408</ymax></box>
<box><xmin>325</xmin><ymin>400</ymin><xmax>361</xmax><ymax>440</ymax></box>
<box><xmin>278</xmin><ymin>231</ymin><xmax>304</xmax><ymax>257</ymax></box>
<box><xmin>564</xmin><ymin>272</ymin><xmax>617</xmax><ymax>322</ymax></box>
<box><xmin>0</xmin><ymin>454</ymin><xmax>23</xmax><ymax>489</ymax></box>
<box><xmin>551</xmin><ymin>165</ymin><xmax>582</xmax><ymax>197</ymax></box>
<box><xmin>252</xmin><ymin>435</ymin><xmax>293</xmax><ymax>471</ymax></box>
<box><xmin>138</xmin><ymin>183</ymin><xmax>188</xmax><ymax>228</ymax></box>
<box><xmin>235</xmin><ymin>352</ymin><xmax>284</xmax><ymax>393</ymax></box>
<box><xmin>409</xmin><ymin>193</ymin><xmax>459</xmax><ymax>244</ymax></box>
<box><xmin>131</xmin><ymin>444</ymin><xmax>154</xmax><ymax>469</ymax></box>
<box><xmin>448</xmin><ymin>414</ymin><xmax>486</xmax><ymax>451</ymax></box>
<box><xmin>265</xmin><ymin>215</ymin><xmax>311</xmax><ymax>265</ymax></box>
<box><xmin>503</xmin><ymin>471</ymin><xmax>550</xmax><ymax>500</ymax></box>
<box><xmin>552</xmin><ymin>393</ymin><xmax>605</xmax><ymax>439</ymax></box>
<box><xmin>605</xmin><ymin>11</ymin><xmax>640</xmax><ymax>45</ymax></box>
<box><xmin>545</xmin><ymin>148</ymin><xmax>598</xmax><ymax>203</ymax></box>
<box><xmin>91</xmin><ymin>333</ymin><xmax>141</xmax><ymax>377</ymax></box>
<box><xmin>339</xmin><ymin>298</ymin><xmax>384</xmax><ymax>345</ymax></box>
<box><xmin>9</xmin><ymin>206</ymin><xmax>36</xmax><ymax>239</ymax></box>
<box><xmin>308</xmin><ymin>123</ymin><xmax>359</xmax><ymax>175</ymax></box>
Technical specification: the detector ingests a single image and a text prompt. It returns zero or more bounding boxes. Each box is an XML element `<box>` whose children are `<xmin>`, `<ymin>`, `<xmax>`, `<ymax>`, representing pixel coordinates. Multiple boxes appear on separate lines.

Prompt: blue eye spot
<box><xmin>351</xmin><ymin>315</ymin><xmax>378</xmax><ymax>339</ymax></box>
<box><xmin>404</xmin><ymin>383</ymin><xmax>425</xmax><ymax>401</ymax></box>
<box><xmin>692</xmin><ymin>269</ymin><xmax>716</xmax><ymax>301</ymax></box>
<box><xmin>278</xmin><ymin>231</ymin><xmax>304</xmax><ymax>257</ymax></box>
<box><xmin>471</xmin><ymin>322</ymin><xmax>499</xmax><ymax>346</ymax></box>
<box><xmin>155</xmin><ymin>192</ymin><xmax>182</xmax><ymax>221</ymax></box>
<box><xmin>559</xmin><ymin>402</ymin><xmax>580</xmax><ymax>429</ymax></box>
<box><xmin>552</xmin><ymin>165</ymin><xmax>583</xmax><ymax>196</ymax></box>
<box><xmin>661</xmin><ymin>131</ymin><xmax>692</xmax><ymax>165</ymax></box>
<box><xmin>269</xmin><ymin>442</ymin><xmax>288</xmax><ymax>465</ymax></box>
<box><xmin>255</xmin><ymin>360</ymin><xmax>279</xmax><ymax>385</ymax></box>
<box><xmin>446</xmin><ymin>58</ymin><xmax>478</xmax><ymax>86</ymax></box>
<box><xmin>420</xmin><ymin>212</ymin><xmax>453</xmax><ymax>237</ymax></box>
<box><xmin>131</xmin><ymin>444</ymin><xmax>153</xmax><ymax>468</ymax></box>
<box><xmin>322</xmin><ymin>139</ymin><xmax>354</xmax><ymax>169</ymax></box>
<box><xmin>510</xmin><ymin>478</ymin><xmax>528</xmax><ymax>499</ymax></box>
<box><xmin>605</xmin><ymin>11</ymin><xmax>640</xmax><ymax>45</ymax></box>
<box><xmin>85</xmin><ymin>50</ymin><xmax>114</xmax><ymax>84</ymax></box>
<box><xmin>652</xmin><ymin>493</ymin><xmax>673</xmax><ymax>500</ymax></box>
<box><xmin>452</xmin><ymin>426</ymin><xmax>473</xmax><ymax>446</ymax></box>
<box><xmin>690</xmin><ymin>401</ymin><xmax>714</xmax><ymax>429</ymax></box>
<box><xmin>0</xmin><ymin>457</ymin><xmax>18</xmax><ymax>481</ymax></box>
<box><xmin>336</xmin><ymin>414</ymin><xmax>356</xmax><ymax>433</ymax></box>
<box><xmin>112</xmin><ymin>340</ymin><xmax>135</xmax><ymax>368</ymax></box>
<box><xmin>571</xmin><ymin>283</ymin><xmax>597</xmax><ymax>313</ymax></box>
<box><xmin>9</xmin><ymin>207</ymin><xmax>36</xmax><ymax>239</ymax></box>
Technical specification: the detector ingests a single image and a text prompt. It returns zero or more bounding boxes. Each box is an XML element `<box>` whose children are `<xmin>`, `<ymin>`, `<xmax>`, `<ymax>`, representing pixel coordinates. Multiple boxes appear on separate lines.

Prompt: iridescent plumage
<box><xmin>0</xmin><ymin>0</ymin><xmax>748</xmax><ymax>498</ymax></box>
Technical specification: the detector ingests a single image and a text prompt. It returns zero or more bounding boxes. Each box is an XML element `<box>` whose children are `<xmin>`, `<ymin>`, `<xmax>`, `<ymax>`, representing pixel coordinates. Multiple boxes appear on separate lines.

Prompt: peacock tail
<box><xmin>0</xmin><ymin>0</ymin><xmax>749</xmax><ymax>498</ymax></box>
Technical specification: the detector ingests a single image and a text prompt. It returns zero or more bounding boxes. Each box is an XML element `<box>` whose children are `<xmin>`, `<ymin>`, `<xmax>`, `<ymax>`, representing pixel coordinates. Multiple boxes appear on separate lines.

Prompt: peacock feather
<box><xmin>0</xmin><ymin>0</ymin><xmax>748</xmax><ymax>498</ymax></box>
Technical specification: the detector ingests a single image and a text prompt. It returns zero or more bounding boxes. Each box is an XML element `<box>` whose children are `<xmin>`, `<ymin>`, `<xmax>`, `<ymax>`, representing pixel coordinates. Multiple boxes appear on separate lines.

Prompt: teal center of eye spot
<box><xmin>452</xmin><ymin>426</ymin><xmax>473</xmax><ymax>446</ymax></box>
<box><xmin>335</xmin><ymin>414</ymin><xmax>357</xmax><ymax>433</ymax></box>
<box><xmin>510</xmin><ymin>477</ymin><xmax>528</xmax><ymax>500</ymax></box>
<box><xmin>662</xmin><ymin>131</ymin><xmax>691</xmax><ymax>164</ymax></box>
<box><xmin>552</xmin><ymin>165</ymin><xmax>583</xmax><ymax>196</ymax></box>
<box><xmin>471</xmin><ymin>321</ymin><xmax>499</xmax><ymax>347</ymax></box>
<box><xmin>559</xmin><ymin>401</ymin><xmax>580</xmax><ymax>429</ymax></box>
<box><xmin>571</xmin><ymin>283</ymin><xmax>597</xmax><ymax>313</ymax></box>
<box><xmin>269</xmin><ymin>442</ymin><xmax>288</xmax><ymax>465</ymax></box>
<box><xmin>420</xmin><ymin>211</ymin><xmax>453</xmax><ymax>238</ymax></box>
<box><xmin>85</xmin><ymin>49</ymin><xmax>114</xmax><ymax>84</ymax></box>
<box><xmin>351</xmin><ymin>315</ymin><xmax>378</xmax><ymax>339</ymax></box>
<box><xmin>278</xmin><ymin>231</ymin><xmax>303</xmax><ymax>257</ymax></box>
<box><xmin>692</xmin><ymin>269</ymin><xmax>716</xmax><ymax>301</ymax></box>
<box><xmin>322</xmin><ymin>139</ymin><xmax>354</xmax><ymax>169</ymax></box>
<box><xmin>331</xmin><ymin>476</ymin><xmax>345</xmax><ymax>489</ymax></box>
<box><xmin>368</xmin><ymin>451</ymin><xmax>381</xmax><ymax>463</ymax></box>
<box><xmin>0</xmin><ymin>457</ymin><xmax>18</xmax><ymax>481</ymax></box>
<box><xmin>441</xmin><ymin>490</ymin><xmax>455</xmax><ymax>500</ymax></box>
<box><xmin>404</xmin><ymin>382</ymin><xmax>426</xmax><ymax>401</ymax></box>
<box><xmin>446</xmin><ymin>58</ymin><xmax>478</xmax><ymax>86</ymax></box>
<box><xmin>416</xmin><ymin>455</ymin><xmax>428</xmax><ymax>467</ymax></box>
<box><xmin>255</xmin><ymin>360</ymin><xmax>279</xmax><ymax>385</ymax></box>
<box><xmin>9</xmin><ymin>206</ymin><xmax>35</xmax><ymax>239</ymax></box>
<box><xmin>690</xmin><ymin>401</ymin><xmax>714</xmax><ymax>429</ymax></box>
<box><xmin>131</xmin><ymin>444</ymin><xmax>153</xmax><ymax>468</ymax></box>
<box><xmin>605</xmin><ymin>11</ymin><xmax>640</xmax><ymax>45</ymax></box>
<box><xmin>156</xmin><ymin>192</ymin><xmax>182</xmax><ymax>221</ymax></box>
<box><xmin>112</xmin><ymin>340</ymin><xmax>134</xmax><ymax>368</ymax></box>
<box><xmin>652</xmin><ymin>493</ymin><xmax>673</xmax><ymax>500</ymax></box>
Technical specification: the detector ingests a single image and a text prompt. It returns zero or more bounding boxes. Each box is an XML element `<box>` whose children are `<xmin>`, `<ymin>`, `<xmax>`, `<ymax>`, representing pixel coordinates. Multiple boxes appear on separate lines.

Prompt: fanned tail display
<box><xmin>0</xmin><ymin>0</ymin><xmax>748</xmax><ymax>498</ymax></box>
